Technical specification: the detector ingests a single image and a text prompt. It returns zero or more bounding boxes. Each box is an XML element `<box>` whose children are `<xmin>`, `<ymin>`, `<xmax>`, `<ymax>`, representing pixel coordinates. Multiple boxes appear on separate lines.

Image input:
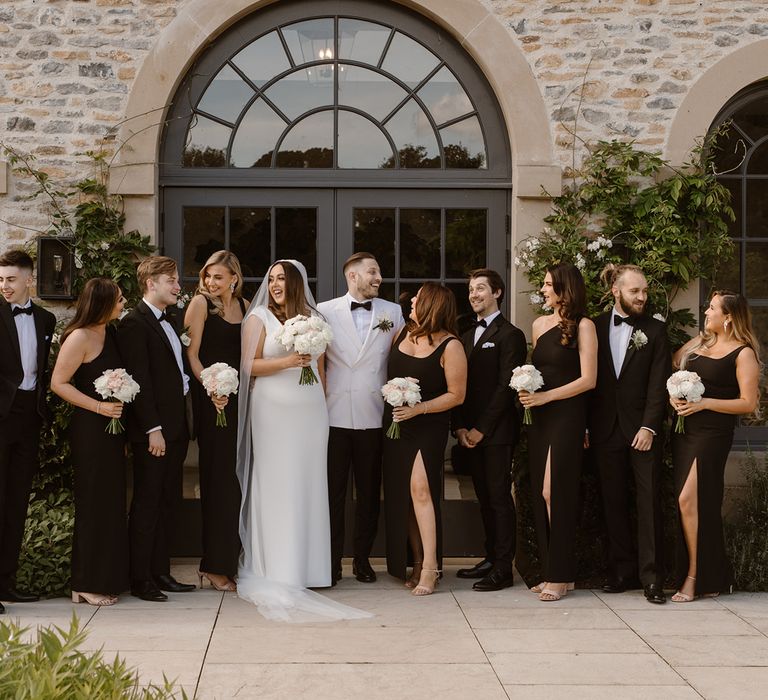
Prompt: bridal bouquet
<box><xmin>200</xmin><ymin>362</ymin><xmax>239</xmax><ymax>427</ymax></box>
<box><xmin>274</xmin><ymin>314</ymin><xmax>334</xmax><ymax>385</ymax></box>
<box><xmin>667</xmin><ymin>370</ymin><xmax>705</xmax><ymax>434</ymax></box>
<box><xmin>381</xmin><ymin>377</ymin><xmax>422</xmax><ymax>439</ymax></box>
<box><xmin>93</xmin><ymin>368</ymin><xmax>140</xmax><ymax>434</ymax></box>
<box><xmin>509</xmin><ymin>364</ymin><xmax>544</xmax><ymax>425</ymax></box>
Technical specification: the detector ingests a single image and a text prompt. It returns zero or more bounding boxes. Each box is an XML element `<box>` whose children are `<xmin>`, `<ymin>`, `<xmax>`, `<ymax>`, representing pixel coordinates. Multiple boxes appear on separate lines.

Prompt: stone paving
<box><xmin>3</xmin><ymin>560</ymin><xmax>768</xmax><ymax>699</ymax></box>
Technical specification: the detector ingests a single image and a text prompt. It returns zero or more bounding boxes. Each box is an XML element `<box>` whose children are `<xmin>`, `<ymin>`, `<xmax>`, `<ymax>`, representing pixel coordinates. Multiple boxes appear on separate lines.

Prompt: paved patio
<box><xmin>3</xmin><ymin>560</ymin><xmax>768</xmax><ymax>699</ymax></box>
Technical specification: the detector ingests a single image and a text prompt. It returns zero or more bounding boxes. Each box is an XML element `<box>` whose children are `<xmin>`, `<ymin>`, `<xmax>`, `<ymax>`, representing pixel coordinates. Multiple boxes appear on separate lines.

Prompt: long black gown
<box><xmin>672</xmin><ymin>346</ymin><xmax>745</xmax><ymax>596</ymax></box>
<box><xmin>383</xmin><ymin>330</ymin><xmax>457</xmax><ymax>579</ymax></box>
<box><xmin>528</xmin><ymin>323</ymin><xmax>586</xmax><ymax>583</ymax></box>
<box><xmin>192</xmin><ymin>297</ymin><xmax>244</xmax><ymax>578</ymax></box>
<box><xmin>70</xmin><ymin>325</ymin><xmax>129</xmax><ymax>594</ymax></box>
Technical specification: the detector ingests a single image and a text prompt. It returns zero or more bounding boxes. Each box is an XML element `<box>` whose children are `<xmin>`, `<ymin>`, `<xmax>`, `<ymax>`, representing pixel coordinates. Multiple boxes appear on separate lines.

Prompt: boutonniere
<box><xmin>630</xmin><ymin>329</ymin><xmax>648</xmax><ymax>350</ymax></box>
<box><xmin>374</xmin><ymin>315</ymin><xmax>394</xmax><ymax>332</ymax></box>
<box><xmin>180</xmin><ymin>325</ymin><xmax>191</xmax><ymax>347</ymax></box>
<box><xmin>176</xmin><ymin>292</ymin><xmax>191</xmax><ymax>310</ymax></box>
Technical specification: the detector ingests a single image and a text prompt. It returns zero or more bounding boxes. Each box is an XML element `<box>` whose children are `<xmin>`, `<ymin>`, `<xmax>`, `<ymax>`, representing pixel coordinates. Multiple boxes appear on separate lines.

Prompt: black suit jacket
<box><xmin>0</xmin><ymin>300</ymin><xmax>56</xmax><ymax>420</ymax></box>
<box><xmin>451</xmin><ymin>314</ymin><xmax>528</xmax><ymax>446</ymax></box>
<box><xmin>116</xmin><ymin>300</ymin><xmax>188</xmax><ymax>444</ymax></box>
<box><xmin>589</xmin><ymin>311</ymin><xmax>671</xmax><ymax>444</ymax></box>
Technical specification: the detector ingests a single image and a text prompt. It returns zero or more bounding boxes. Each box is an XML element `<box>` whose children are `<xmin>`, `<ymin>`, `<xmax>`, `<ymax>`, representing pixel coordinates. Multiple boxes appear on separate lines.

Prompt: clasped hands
<box><xmin>456</xmin><ymin>428</ymin><xmax>484</xmax><ymax>448</ymax></box>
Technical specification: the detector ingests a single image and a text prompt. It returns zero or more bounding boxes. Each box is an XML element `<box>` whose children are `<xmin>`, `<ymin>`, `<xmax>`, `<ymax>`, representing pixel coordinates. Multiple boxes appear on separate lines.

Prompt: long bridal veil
<box><xmin>236</xmin><ymin>259</ymin><xmax>372</xmax><ymax>622</ymax></box>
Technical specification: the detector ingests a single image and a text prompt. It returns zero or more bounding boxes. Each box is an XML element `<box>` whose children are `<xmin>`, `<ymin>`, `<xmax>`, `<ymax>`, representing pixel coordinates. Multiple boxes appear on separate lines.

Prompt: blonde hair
<box><xmin>600</xmin><ymin>263</ymin><xmax>645</xmax><ymax>301</ymax></box>
<box><xmin>197</xmin><ymin>250</ymin><xmax>244</xmax><ymax>316</ymax></box>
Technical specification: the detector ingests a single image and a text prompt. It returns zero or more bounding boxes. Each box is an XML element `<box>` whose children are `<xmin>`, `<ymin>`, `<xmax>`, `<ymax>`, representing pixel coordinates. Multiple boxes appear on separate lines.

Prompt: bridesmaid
<box><xmin>670</xmin><ymin>291</ymin><xmax>760</xmax><ymax>601</ymax></box>
<box><xmin>518</xmin><ymin>263</ymin><xmax>597</xmax><ymax>602</ymax></box>
<box><xmin>51</xmin><ymin>278</ymin><xmax>129</xmax><ymax>606</ymax></box>
<box><xmin>185</xmin><ymin>250</ymin><xmax>248</xmax><ymax>592</ymax></box>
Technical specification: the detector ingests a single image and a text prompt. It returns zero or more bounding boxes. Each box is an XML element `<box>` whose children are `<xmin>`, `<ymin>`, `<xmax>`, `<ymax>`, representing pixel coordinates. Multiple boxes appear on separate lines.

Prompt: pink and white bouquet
<box><xmin>200</xmin><ymin>362</ymin><xmax>239</xmax><ymax>427</ymax></box>
<box><xmin>93</xmin><ymin>368</ymin><xmax>140</xmax><ymax>434</ymax></box>
<box><xmin>381</xmin><ymin>377</ymin><xmax>422</xmax><ymax>439</ymax></box>
<box><xmin>274</xmin><ymin>314</ymin><xmax>334</xmax><ymax>385</ymax></box>
<box><xmin>509</xmin><ymin>364</ymin><xmax>544</xmax><ymax>425</ymax></box>
<box><xmin>667</xmin><ymin>370</ymin><xmax>705</xmax><ymax>434</ymax></box>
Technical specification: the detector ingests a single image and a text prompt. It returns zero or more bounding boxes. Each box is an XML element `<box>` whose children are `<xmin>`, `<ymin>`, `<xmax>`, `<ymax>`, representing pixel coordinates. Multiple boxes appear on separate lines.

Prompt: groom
<box><xmin>319</xmin><ymin>252</ymin><xmax>404</xmax><ymax>584</ymax></box>
<box><xmin>589</xmin><ymin>264</ymin><xmax>670</xmax><ymax>605</ymax></box>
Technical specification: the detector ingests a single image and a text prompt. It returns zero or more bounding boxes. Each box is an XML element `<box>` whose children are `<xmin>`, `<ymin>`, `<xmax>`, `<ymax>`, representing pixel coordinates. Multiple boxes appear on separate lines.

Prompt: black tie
<box><xmin>351</xmin><ymin>301</ymin><xmax>372</xmax><ymax>311</ymax></box>
<box><xmin>12</xmin><ymin>306</ymin><xmax>33</xmax><ymax>317</ymax></box>
<box><xmin>158</xmin><ymin>311</ymin><xmax>168</xmax><ymax>323</ymax></box>
<box><xmin>475</xmin><ymin>318</ymin><xmax>487</xmax><ymax>328</ymax></box>
<box><xmin>614</xmin><ymin>315</ymin><xmax>633</xmax><ymax>327</ymax></box>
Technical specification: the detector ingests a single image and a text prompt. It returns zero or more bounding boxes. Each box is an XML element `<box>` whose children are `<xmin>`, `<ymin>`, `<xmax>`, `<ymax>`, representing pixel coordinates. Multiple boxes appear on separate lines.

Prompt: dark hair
<box><xmin>268</xmin><ymin>261</ymin><xmax>313</xmax><ymax>322</ymax></box>
<box><xmin>549</xmin><ymin>262</ymin><xmax>587</xmax><ymax>347</ymax></box>
<box><xmin>410</xmin><ymin>282</ymin><xmax>458</xmax><ymax>344</ymax></box>
<box><xmin>136</xmin><ymin>255</ymin><xmax>178</xmax><ymax>292</ymax></box>
<box><xmin>61</xmin><ymin>278</ymin><xmax>121</xmax><ymax>344</ymax></box>
<box><xmin>469</xmin><ymin>268</ymin><xmax>505</xmax><ymax>304</ymax></box>
<box><xmin>0</xmin><ymin>249</ymin><xmax>34</xmax><ymax>271</ymax></box>
<box><xmin>343</xmin><ymin>251</ymin><xmax>377</xmax><ymax>275</ymax></box>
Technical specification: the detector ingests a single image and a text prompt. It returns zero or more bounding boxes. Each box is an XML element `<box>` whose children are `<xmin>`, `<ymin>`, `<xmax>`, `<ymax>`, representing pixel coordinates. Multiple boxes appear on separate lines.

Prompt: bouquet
<box><xmin>93</xmin><ymin>368</ymin><xmax>140</xmax><ymax>434</ymax></box>
<box><xmin>667</xmin><ymin>370</ymin><xmax>705</xmax><ymax>434</ymax></box>
<box><xmin>199</xmin><ymin>362</ymin><xmax>239</xmax><ymax>427</ymax></box>
<box><xmin>509</xmin><ymin>364</ymin><xmax>544</xmax><ymax>425</ymax></box>
<box><xmin>381</xmin><ymin>377</ymin><xmax>422</xmax><ymax>439</ymax></box>
<box><xmin>274</xmin><ymin>314</ymin><xmax>334</xmax><ymax>385</ymax></box>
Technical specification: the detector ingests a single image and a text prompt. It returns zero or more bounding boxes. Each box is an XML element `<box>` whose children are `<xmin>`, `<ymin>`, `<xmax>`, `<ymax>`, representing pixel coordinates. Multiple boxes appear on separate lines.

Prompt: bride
<box><xmin>236</xmin><ymin>260</ymin><xmax>370</xmax><ymax>622</ymax></box>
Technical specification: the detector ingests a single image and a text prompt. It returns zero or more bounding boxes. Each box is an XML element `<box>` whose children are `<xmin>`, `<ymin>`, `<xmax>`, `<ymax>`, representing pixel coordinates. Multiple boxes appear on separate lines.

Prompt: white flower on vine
<box><xmin>575</xmin><ymin>253</ymin><xmax>586</xmax><ymax>271</ymax></box>
<box><xmin>74</xmin><ymin>254</ymin><xmax>83</xmax><ymax>269</ymax></box>
<box><xmin>100</xmin><ymin>242</ymin><xmax>110</xmax><ymax>251</ymax></box>
<box><xmin>526</xmin><ymin>259</ymin><xmax>535</xmax><ymax>270</ymax></box>
<box><xmin>529</xmin><ymin>292</ymin><xmax>544</xmax><ymax>305</ymax></box>
<box><xmin>514</xmin><ymin>256</ymin><xmax>521</xmax><ymax>267</ymax></box>
<box><xmin>653</xmin><ymin>313</ymin><xmax>666</xmax><ymax>322</ymax></box>
<box><xmin>596</xmin><ymin>249</ymin><xmax>606</xmax><ymax>260</ymax></box>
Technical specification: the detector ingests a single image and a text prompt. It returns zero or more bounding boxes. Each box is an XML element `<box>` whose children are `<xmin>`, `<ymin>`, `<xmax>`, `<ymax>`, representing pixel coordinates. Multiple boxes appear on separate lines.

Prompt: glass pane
<box><xmin>744</xmin><ymin>306</ymin><xmax>768</xmax><ymax>426</ymax></box>
<box><xmin>746</xmin><ymin>141</ymin><xmax>768</xmax><ymax>174</ymax></box>
<box><xmin>733</xmin><ymin>94</ymin><xmax>768</xmax><ymax>143</ymax></box>
<box><xmin>745</xmin><ymin>243</ymin><xmax>768</xmax><ymax>298</ymax></box>
<box><xmin>385</xmin><ymin>99</ymin><xmax>440</xmax><ymax>168</ymax></box>
<box><xmin>417</xmin><ymin>66</ymin><xmax>473</xmax><ymax>126</ymax></box>
<box><xmin>441</xmin><ymin>115</ymin><xmax>487</xmax><ymax>169</ymax></box>
<box><xmin>277</xmin><ymin>111</ymin><xmax>333</xmax><ymax>167</ymax></box>
<box><xmin>354</xmin><ymin>208</ymin><xmax>396</xmax><ymax>278</ymax></box>
<box><xmin>711</xmin><ymin>123</ymin><xmax>748</xmax><ymax>175</ymax></box>
<box><xmin>183</xmin><ymin>207</ymin><xmax>224</xmax><ymax>277</ymax></box>
<box><xmin>400</xmin><ymin>209</ymin><xmax>441</xmax><ymax>278</ymax></box>
<box><xmin>745</xmin><ymin>180</ymin><xmax>768</xmax><ymax>237</ymax></box>
<box><xmin>445</xmin><ymin>209</ymin><xmax>487</xmax><ymax>277</ymax></box>
<box><xmin>275</xmin><ymin>208</ymin><xmax>317</xmax><ymax>277</ymax></box>
<box><xmin>337</xmin><ymin>111</ymin><xmax>394</xmax><ymax>169</ymax></box>
<box><xmin>231</xmin><ymin>31</ymin><xmax>291</xmax><ymax>87</ymax></box>
<box><xmin>380</xmin><ymin>32</ymin><xmax>440</xmax><ymax>88</ymax></box>
<box><xmin>339</xmin><ymin>19</ymin><xmax>390</xmax><ymax>66</ymax></box>
<box><xmin>376</xmin><ymin>281</ymin><xmax>398</xmax><ymax>305</ymax></box>
<box><xmin>718</xmin><ymin>178</ymin><xmax>742</xmax><ymax>237</ymax></box>
<box><xmin>446</xmin><ymin>282</ymin><xmax>475</xmax><ymax>332</ymax></box>
<box><xmin>281</xmin><ymin>18</ymin><xmax>335</xmax><ymax>66</ymax></box>
<box><xmin>231</xmin><ymin>99</ymin><xmax>286</xmax><ymax>168</ymax></box>
<box><xmin>264</xmin><ymin>67</ymin><xmax>333</xmax><ymax>120</ymax></box>
<box><xmin>230</xmin><ymin>207</ymin><xmax>271</xmax><ymax>279</ymax></box>
<box><xmin>338</xmin><ymin>65</ymin><xmax>408</xmax><ymax>121</ymax></box>
<box><xmin>197</xmin><ymin>64</ymin><xmax>254</xmax><ymax>123</ymax></box>
<box><xmin>183</xmin><ymin>116</ymin><xmax>230</xmax><ymax>167</ymax></box>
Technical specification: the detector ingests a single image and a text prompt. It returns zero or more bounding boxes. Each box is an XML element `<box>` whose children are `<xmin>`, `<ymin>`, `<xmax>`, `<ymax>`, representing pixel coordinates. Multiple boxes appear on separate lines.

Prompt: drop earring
<box><xmin>230</xmin><ymin>282</ymin><xmax>236</xmax><ymax>293</ymax></box>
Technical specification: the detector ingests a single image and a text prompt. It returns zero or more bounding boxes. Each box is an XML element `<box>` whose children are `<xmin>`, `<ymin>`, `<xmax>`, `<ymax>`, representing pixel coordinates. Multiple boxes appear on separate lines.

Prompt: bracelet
<box><xmin>96</xmin><ymin>401</ymin><xmax>101</xmax><ymax>415</ymax></box>
<box><xmin>423</xmin><ymin>402</ymin><xmax>428</xmax><ymax>415</ymax></box>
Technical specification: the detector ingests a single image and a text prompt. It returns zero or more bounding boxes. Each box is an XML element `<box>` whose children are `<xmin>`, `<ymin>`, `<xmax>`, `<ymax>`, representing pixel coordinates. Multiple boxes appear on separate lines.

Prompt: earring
<box><xmin>230</xmin><ymin>282</ymin><xmax>236</xmax><ymax>293</ymax></box>
<box><xmin>724</xmin><ymin>320</ymin><xmax>730</xmax><ymax>331</ymax></box>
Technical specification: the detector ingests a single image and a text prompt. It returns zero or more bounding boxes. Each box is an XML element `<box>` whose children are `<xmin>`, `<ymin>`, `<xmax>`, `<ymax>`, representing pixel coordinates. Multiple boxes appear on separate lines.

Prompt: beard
<box><xmin>618</xmin><ymin>291</ymin><xmax>646</xmax><ymax>319</ymax></box>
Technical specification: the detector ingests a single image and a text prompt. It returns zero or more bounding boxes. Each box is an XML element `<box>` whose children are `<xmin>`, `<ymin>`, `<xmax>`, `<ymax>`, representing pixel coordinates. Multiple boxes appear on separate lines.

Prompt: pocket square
<box><xmin>482</xmin><ymin>342</ymin><xmax>495</xmax><ymax>349</ymax></box>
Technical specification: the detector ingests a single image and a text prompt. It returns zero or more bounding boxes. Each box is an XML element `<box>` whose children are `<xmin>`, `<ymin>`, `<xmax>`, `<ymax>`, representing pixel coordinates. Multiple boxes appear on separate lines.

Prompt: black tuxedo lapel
<box><xmin>137</xmin><ymin>300</ymin><xmax>175</xmax><ymax>356</ymax></box>
<box><xmin>0</xmin><ymin>302</ymin><xmax>22</xmax><ymax>365</ymax></box>
<box><xmin>596</xmin><ymin>313</ymin><xmax>614</xmax><ymax>376</ymax></box>
<box><xmin>618</xmin><ymin>316</ymin><xmax>647</xmax><ymax>378</ymax></box>
<box><xmin>469</xmin><ymin>316</ymin><xmax>502</xmax><ymax>359</ymax></box>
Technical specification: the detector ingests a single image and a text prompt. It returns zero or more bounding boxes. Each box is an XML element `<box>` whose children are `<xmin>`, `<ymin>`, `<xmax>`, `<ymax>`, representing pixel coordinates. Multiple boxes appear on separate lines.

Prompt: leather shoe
<box><xmin>0</xmin><ymin>586</ymin><xmax>39</xmax><ymax>603</ymax></box>
<box><xmin>602</xmin><ymin>577</ymin><xmax>641</xmax><ymax>594</ymax></box>
<box><xmin>154</xmin><ymin>574</ymin><xmax>195</xmax><ymax>593</ymax></box>
<box><xmin>473</xmin><ymin>567</ymin><xmax>514</xmax><ymax>592</ymax></box>
<box><xmin>644</xmin><ymin>583</ymin><xmax>666</xmax><ymax>605</ymax></box>
<box><xmin>130</xmin><ymin>580</ymin><xmax>168</xmax><ymax>602</ymax></box>
<box><xmin>352</xmin><ymin>559</ymin><xmax>376</xmax><ymax>583</ymax></box>
<box><xmin>457</xmin><ymin>559</ymin><xmax>493</xmax><ymax>579</ymax></box>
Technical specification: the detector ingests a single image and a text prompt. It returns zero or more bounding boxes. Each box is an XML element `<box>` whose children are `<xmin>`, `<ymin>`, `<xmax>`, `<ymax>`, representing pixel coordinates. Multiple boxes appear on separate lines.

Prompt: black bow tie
<box><xmin>158</xmin><ymin>311</ymin><xmax>169</xmax><ymax>323</ymax></box>
<box><xmin>614</xmin><ymin>315</ymin><xmax>634</xmax><ymax>327</ymax></box>
<box><xmin>475</xmin><ymin>318</ymin><xmax>488</xmax><ymax>328</ymax></box>
<box><xmin>351</xmin><ymin>300</ymin><xmax>372</xmax><ymax>311</ymax></box>
<box><xmin>12</xmin><ymin>306</ymin><xmax>33</xmax><ymax>317</ymax></box>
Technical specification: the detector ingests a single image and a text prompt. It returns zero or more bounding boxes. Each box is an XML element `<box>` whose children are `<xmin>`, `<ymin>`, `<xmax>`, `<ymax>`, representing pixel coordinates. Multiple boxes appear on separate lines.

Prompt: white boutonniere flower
<box><xmin>374</xmin><ymin>315</ymin><xmax>394</xmax><ymax>332</ymax></box>
<box><xmin>630</xmin><ymin>329</ymin><xmax>648</xmax><ymax>350</ymax></box>
<box><xmin>176</xmin><ymin>292</ymin><xmax>191</xmax><ymax>309</ymax></box>
<box><xmin>180</xmin><ymin>326</ymin><xmax>191</xmax><ymax>347</ymax></box>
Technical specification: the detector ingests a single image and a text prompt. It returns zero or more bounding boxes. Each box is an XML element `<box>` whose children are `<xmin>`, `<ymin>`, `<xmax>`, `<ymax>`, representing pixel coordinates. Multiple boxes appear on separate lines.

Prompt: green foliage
<box><xmin>0</xmin><ymin>616</ymin><xmax>186</xmax><ymax>699</ymax></box>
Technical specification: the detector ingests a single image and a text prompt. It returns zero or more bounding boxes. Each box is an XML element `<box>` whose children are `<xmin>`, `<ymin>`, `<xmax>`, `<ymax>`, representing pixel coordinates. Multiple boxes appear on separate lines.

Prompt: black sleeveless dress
<box><xmin>70</xmin><ymin>325</ymin><xmax>129</xmax><ymax>594</ymax></box>
<box><xmin>192</xmin><ymin>297</ymin><xmax>245</xmax><ymax>578</ymax></box>
<box><xmin>383</xmin><ymin>330</ymin><xmax>457</xmax><ymax>579</ymax></box>
<box><xmin>672</xmin><ymin>346</ymin><xmax>746</xmax><ymax>595</ymax></box>
<box><xmin>528</xmin><ymin>323</ymin><xmax>586</xmax><ymax>583</ymax></box>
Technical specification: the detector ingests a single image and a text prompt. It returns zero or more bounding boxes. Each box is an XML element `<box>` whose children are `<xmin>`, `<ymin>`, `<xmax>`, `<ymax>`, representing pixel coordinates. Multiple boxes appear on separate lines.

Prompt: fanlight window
<box><xmin>182</xmin><ymin>18</ymin><xmax>487</xmax><ymax>169</ymax></box>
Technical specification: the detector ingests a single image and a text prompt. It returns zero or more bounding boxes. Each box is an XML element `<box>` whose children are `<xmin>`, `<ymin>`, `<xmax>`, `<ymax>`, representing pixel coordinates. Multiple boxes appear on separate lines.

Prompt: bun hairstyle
<box><xmin>549</xmin><ymin>262</ymin><xmax>587</xmax><ymax>347</ymax></box>
<box><xmin>600</xmin><ymin>263</ymin><xmax>644</xmax><ymax>295</ymax></box>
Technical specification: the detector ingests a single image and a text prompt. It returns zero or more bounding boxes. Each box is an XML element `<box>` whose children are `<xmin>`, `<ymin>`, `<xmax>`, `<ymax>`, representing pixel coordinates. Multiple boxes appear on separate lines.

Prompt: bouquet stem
<box><xmin>523</xmin><ymin>407</ymin><xmax>533</xmax><ymax>425</ymax></box>
<box><xmin>675</xmin><ymin>415</ymin><xmax>686</xmax><ymax>434</ymax></box>
<box><xmin>386</xmin><ymin>420</ymin><xmax>401</xmax><ymax>440</ymax></box>
<box><xmin>105</xmin><ymin>417</ymin><xmax>124</xmax><ymax>435</ymax></box>
<box><xmin>215</xmin><ymin>409</ymin><xmax>227</xmax><ymax>428</ymax></box>
<box><xmin>300</xmin><ymin>366</ymin><xmax>319</xmax><ymax>385</ymax></box>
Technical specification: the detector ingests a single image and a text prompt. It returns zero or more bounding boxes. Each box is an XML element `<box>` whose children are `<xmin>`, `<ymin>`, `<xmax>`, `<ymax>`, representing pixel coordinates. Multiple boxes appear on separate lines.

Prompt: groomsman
<box><xmin>117</xmin><ymin>256</ymin><xmax>193</xmax><ymax>602</ymax></box>
<box><xmin>452</xmin><ymin>269</ymin><xmax>527</xmax><ymax>591</ymax></box>
<box><xmin>0</xmin><ymin>250</ymin><xmax>56</xmax><ymax>613</ymax></box>
<box><xmin>319</xmin><ymin>253</ymin><xmax>404</xmax><ymax>584</ymax></box>
<box><xmin>589</xmin><ymin>264</ymin><xmax>670</xmax><ymax>605</ymax></box>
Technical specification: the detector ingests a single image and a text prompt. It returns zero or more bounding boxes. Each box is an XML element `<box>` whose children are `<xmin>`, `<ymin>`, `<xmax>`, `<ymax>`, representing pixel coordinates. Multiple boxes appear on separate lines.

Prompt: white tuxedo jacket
<box><xmin>318</xmin><ymin>296</ymin><xmax>405</xmax><ymax>429</ymax></box>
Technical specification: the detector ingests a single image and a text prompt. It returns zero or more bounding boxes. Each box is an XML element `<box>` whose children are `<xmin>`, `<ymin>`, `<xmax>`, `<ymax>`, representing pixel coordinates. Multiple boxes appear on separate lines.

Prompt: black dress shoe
<box><xmin>0</xmin><ymin>587</ymin><xmax>39</xmax><ymax>603</ymax></box>
<box><xmin>130</xmin><ymin>580</ymin><xmax>168</xmax><ymax>602</ymax></box>
<box><xmin>352</xmin><ymin>559</ymin><xmax>376</xmax><ymax>583</ymax></box>
<box><xmin>457</xmin><ymin>559</ymin><xmax>493</xmax><ymax>579</ymax></box>
<box><xmin>473</xmin><ymin>567</ymin><xmax>514</xmax><ymax>592</ymax></box>
<box><xmin>602</xmin><ymin>577</ymin><xmax>641</xmax><ymax>594</ymax></box>
<box><xmin>154</xmin><ymin>574</ymin><xmax>196</xmax><ymax>593</ymax></box>
<box><xmin>644</xmin><ymin>583</ymin><xmax>666</xmax><ymax>605</ymax></box>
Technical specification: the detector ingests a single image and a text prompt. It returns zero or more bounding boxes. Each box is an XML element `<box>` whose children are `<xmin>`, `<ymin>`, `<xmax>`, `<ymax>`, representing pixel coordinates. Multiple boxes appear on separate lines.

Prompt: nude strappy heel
<box><xmin>412</xmin><ymin>569</ymin><xmax>440</xmax><ymax>596</ymax></box>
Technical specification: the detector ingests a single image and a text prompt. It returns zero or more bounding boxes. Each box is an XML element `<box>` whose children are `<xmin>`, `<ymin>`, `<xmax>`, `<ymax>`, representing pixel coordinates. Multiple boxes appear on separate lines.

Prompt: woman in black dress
<box><xmin>518</xmin><ymin>263</ymin><xmax>597</xmax><ymax>602</ymax></box>
<box><xmin>51</xmin><ymin>278</ymin><xmax>129</xmax><ymax>606</ymax></box>
<box><xmin>383</xmin><ymin>283</ymin><xmax>466</xmax><ymax>596</ymax></box>
<box><xmin>185</xmin><ymin>251</ymin><xmax>248</xmax><ymax>592</ymax></box>
<box><xmin>670</xmin><ymin>291</ymin><xmax>760</xmax><ymax>601</ymax></box>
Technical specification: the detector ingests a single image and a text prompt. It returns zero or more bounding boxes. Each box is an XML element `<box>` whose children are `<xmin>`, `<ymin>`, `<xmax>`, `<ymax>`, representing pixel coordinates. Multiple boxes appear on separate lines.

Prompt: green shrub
<box><xmin>0</xmin><ymin>616</ymin><xmax>185</xmax><ymax>699</ymax></box>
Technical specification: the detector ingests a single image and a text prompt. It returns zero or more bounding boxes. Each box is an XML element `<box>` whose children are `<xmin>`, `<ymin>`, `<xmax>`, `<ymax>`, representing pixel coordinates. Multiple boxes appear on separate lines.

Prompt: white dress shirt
<box><xmin>144</xmin><ymin>299</ymin><xmax>190</xmax><ymax>396</ymax></box>
<box><xmin>474</xmin><ymin>309</ymin><xmax>500</xmax><ymax>346</ymax></box>
<box><xmin>609</xmin><ymin>307</ymin><xmax>633</xmax><ymax>377</ymax></box>
<box><xmin>346</xmin><ymin>292</ymin><xmax>373</xmax><ymax>344</ymax></box>
<box><xmin>12</xmin><ymin>300</ymin><xmax>38</xmax><ymax>391</ymax></box>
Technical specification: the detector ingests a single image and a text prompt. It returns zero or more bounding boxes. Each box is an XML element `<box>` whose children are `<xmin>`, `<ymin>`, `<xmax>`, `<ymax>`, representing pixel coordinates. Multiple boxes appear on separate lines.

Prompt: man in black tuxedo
<box><xmin>0</xmin><ymin>249</ymin><xmax>56</xmax><ymax>614</ymax></box>
<box><xmin>117</xmin><ymin>256</ymin><xmax>194</xmax><ymax>602</ymax></box>
<box><xmin>452</xmin><ymin>269</ymin><xmax>527</xmax><ymax>591</ymax></box>
<box><xmin>589</xmin><ymin>264</ymin><xmax>670</xmax><ymax>605</ymax></box>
